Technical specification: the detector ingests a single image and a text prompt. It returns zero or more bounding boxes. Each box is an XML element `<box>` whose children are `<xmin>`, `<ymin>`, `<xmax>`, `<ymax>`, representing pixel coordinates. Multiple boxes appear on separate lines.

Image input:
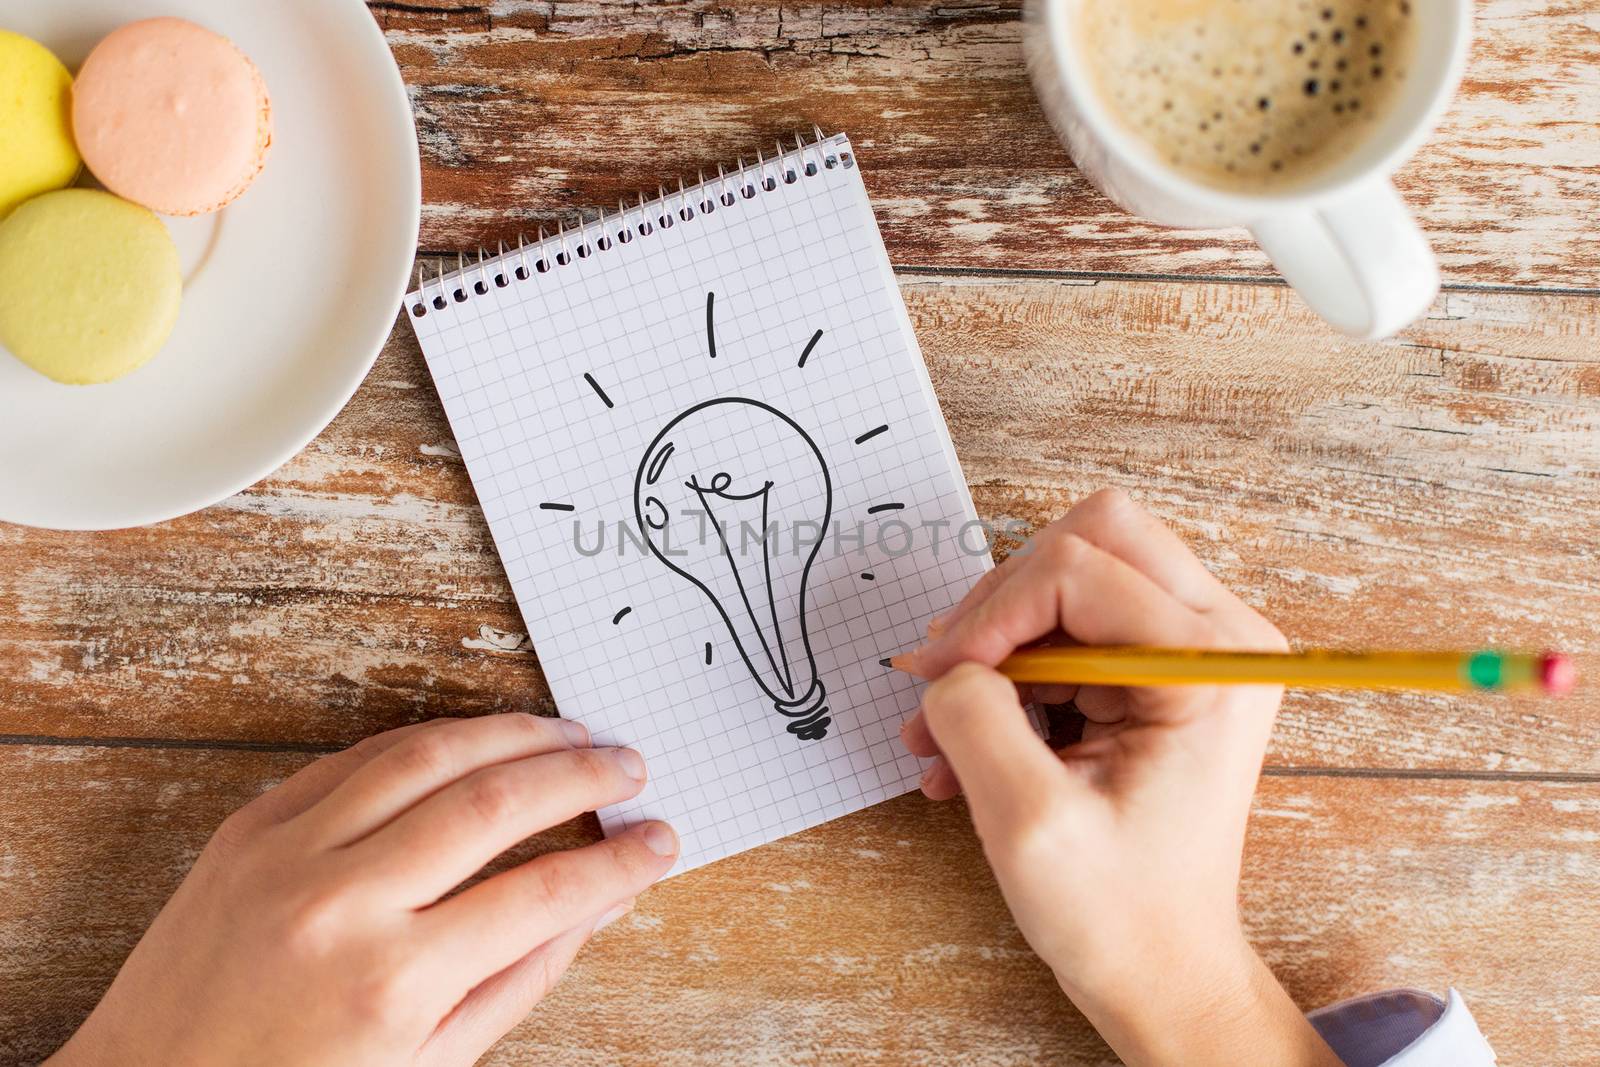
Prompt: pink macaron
<box><xmin>72</xmin><ymin>17</ymin><xmax>273</xmax><ymax>217</ymax></box>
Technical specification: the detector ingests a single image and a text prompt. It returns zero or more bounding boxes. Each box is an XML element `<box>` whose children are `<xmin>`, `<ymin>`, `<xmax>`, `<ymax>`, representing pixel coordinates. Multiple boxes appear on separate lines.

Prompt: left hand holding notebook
<box><xmin>898</xmin><ymin>490</ymin><xmax>1344</xmax><ymax>1067</ymax></box>
<box><xmin>46</xmin><ymin>717</ymin><xmax>676</xmax><ymax>1067</ymax></box>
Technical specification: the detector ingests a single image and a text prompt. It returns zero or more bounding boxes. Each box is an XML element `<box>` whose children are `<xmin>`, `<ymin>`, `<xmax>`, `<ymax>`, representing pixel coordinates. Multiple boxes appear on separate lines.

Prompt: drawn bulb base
<box><xmin>777</xmin><ymin>682</ymin><xmax>830</xmax><ymax>741</ymax></box>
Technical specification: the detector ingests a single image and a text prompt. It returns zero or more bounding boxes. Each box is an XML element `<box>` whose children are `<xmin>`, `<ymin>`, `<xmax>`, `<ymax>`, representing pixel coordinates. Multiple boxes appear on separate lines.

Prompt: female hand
<box><xmin>896</xmin><ymin>490</ymin><xmax>1341</xmax><ymax>1067</ymax></box>
<box><xmin>49</xmin><ymin>714</ymin><xmax>677</xmax><ymax>1067</ymax></box>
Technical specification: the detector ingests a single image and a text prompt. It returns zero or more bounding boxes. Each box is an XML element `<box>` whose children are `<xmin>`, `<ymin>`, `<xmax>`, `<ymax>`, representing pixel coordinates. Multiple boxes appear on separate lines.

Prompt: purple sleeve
<box><xmin>1308</xmin><ymin>988</ymin><xmax>1497</xmax><ymax>1066</ymax></box>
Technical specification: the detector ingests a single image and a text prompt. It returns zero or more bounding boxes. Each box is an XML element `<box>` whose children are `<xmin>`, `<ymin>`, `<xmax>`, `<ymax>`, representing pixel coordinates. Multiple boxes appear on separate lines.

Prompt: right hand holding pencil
<box><xmin>894</xmin><ymin>489</ymin><xmax>1343</xmax><ymax>1067</ymax></box>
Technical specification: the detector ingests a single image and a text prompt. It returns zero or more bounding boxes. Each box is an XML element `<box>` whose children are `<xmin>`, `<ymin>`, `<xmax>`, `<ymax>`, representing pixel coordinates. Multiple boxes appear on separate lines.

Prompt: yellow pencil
<box><xmin>987</xmin><ymin>647</ymin><xmax>1577</xmax><ymax>695</ymax></box>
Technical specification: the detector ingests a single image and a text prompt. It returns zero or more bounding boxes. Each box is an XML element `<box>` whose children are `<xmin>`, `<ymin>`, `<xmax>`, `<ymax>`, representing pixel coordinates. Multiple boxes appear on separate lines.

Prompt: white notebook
<box><xmin>407</xmin><ymin>132</ymin><xmax>1005</xmax><ymax>874</ymax></box>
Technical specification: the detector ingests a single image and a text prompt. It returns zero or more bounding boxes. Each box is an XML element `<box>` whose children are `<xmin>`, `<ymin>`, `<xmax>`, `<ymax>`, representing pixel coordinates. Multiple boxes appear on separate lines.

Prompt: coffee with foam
<box><xmin>1075</xmin><ymin>0</ymin><xmax>1418</xmax><ymax>191</ymax></box>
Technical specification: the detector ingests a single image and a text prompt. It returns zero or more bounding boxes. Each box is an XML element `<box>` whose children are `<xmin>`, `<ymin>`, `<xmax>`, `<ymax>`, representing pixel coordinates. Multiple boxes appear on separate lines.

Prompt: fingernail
<box><xmin>594</xmin><ymin>900</ymin><xmax>634</xmax><ymax>932</ymax></box>
<box><xmin>614</xmin><ymin>748</ymin><xmax>647</xmax><ymax>782</ymax></box>
<box><xmin>560</xmin><ymin>719</ymin><xmax>589</xmax><ymax>746</ymax></box>
<box><xmin>926</xmin><ymin>613</ymin><xmax>950</xmax><ymax>639</ymax></box>
<box><xmin>641</xmin><ymin>821</ymin><xmax>678</xmax><ymax>857</ymax></box>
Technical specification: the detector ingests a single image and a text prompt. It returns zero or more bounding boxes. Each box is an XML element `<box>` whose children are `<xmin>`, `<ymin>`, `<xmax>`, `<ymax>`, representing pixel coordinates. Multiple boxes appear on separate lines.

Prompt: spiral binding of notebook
<box><xmin>407</xmin><ymin>126</ymin><xmax>853</xmax><ymax>319</ymax></box>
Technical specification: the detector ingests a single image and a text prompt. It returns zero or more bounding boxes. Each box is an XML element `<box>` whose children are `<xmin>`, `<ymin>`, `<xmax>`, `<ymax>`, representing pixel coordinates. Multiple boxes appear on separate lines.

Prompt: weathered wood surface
<box><xmin>378</xmin><ymin>0</ymin><xmax>1600</xmax><ymax>289</ymax></box>
<box><xmin>3</xmin><ymin>277</ymin><xmax>1596</xmax><ymax>774</ymax></box>
<box><xmin>6</xmin><ymin>3</ymin><xmax>1600</xmax><ymax>1063</ymax></box>
<box><xmin>2</xmin><ymin>745</ymin><xmax>1595</xmax><ymax>1066</ymax></box>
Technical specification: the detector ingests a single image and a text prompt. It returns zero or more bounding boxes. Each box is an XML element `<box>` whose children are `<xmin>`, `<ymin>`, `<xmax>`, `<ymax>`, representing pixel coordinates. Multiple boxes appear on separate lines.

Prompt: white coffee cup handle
<box><xmin>1249</xmin><ymin>180</ymin><xmax>1439</xmax><ymax>340</ymax></box>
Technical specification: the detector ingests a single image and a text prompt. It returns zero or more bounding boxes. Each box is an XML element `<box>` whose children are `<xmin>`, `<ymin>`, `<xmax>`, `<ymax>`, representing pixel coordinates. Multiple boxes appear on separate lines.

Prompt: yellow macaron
<box><xmin>0</xmin><ymin>30</ymin><xmax>82</xmax><ymax>218</ymax></box>
<box><xmin>0</xmin><ymin>189</ymin><xmax>182</xmax><ymax>385</ymax></box>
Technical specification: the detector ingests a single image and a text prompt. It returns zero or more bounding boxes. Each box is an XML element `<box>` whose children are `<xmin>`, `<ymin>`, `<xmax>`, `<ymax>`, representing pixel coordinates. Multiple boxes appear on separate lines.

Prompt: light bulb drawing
<box><xmin>558</xmin><ymin>289</ymin><xmax>907</xmax><ymax>743</ymax></box>
<box><xmin>635</xmin><ymin>397</ymin><xmax>835</xmax><ymax>741</ymax></box>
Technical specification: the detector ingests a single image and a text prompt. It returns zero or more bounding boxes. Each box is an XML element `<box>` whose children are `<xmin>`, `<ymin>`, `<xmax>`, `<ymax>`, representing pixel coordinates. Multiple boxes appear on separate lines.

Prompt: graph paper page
<box><xmin>408</xmin><ymin>134</ymin><xmax>1004</xmax><ymax>874</ymax></box>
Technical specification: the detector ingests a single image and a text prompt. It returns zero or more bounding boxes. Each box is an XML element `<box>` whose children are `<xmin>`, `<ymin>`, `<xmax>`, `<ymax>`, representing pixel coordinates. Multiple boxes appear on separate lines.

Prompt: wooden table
<box><xmin>4</xmin><ymin>2</ymin><xmax>1598</xmax><ymax>1063</ymax></box>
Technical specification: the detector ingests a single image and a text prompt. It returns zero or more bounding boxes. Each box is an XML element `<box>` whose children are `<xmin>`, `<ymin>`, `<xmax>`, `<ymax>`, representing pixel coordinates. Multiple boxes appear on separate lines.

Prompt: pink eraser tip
<box><xmin>1539</xmin><ymin>652</ymin><xmax>1577</xmax><ymax>696</ymax></box>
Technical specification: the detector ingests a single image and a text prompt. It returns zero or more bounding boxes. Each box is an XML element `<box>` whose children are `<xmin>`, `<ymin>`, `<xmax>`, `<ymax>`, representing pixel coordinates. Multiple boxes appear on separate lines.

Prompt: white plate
<box><xmin>0</xmin><ymin>0</ymin><xmax>419</xmax><ymax>529</ymax></box>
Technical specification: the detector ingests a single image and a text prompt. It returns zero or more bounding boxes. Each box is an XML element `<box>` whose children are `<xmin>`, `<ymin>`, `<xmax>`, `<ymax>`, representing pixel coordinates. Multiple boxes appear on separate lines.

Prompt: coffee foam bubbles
<box><xmin>1076</xmin><ymin>0</ymin><xmax>1417</xmax><ymax>190</ymax></box>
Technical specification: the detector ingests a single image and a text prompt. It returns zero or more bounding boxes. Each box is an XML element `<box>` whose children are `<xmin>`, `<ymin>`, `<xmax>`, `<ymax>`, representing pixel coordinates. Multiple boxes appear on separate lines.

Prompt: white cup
<box><xmin>1024</xmin><ymin>0</ymin><xmax>1472</xmax><ymax>339</ymax></box>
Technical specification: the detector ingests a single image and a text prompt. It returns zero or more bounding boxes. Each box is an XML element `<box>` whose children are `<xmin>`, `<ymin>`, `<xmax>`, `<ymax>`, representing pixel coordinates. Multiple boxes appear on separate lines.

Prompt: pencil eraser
<box><xmin>1539</xmin><ymin>652</ymin><xmax>1576</xmax><ymax>696</ymax></box>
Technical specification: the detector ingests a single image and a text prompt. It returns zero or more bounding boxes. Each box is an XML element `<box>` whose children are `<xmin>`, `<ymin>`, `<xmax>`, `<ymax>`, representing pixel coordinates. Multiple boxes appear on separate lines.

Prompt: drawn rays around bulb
<box><xmin>854</xmin><ymin>424</ymin><xmax>889</xmax><ymax>445</ymax></box>
<box><xmin>706</xmin><ymin>292</ymin><xmax>717</xmax><ymax>360</ymax></box>
<box><xmin>583</xmin><ymin>372</ymin><xmax>615</xmax><ymax>409</ymax></box>
<box><xmin>797</xmin><ymin>329</ymin><xmax>824</xmax><ymax>369</ymax></box>
<box><xmin>557</xmin><ymin>290</ymin><xmax>906</xmax><ymax>743</ymax></box>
